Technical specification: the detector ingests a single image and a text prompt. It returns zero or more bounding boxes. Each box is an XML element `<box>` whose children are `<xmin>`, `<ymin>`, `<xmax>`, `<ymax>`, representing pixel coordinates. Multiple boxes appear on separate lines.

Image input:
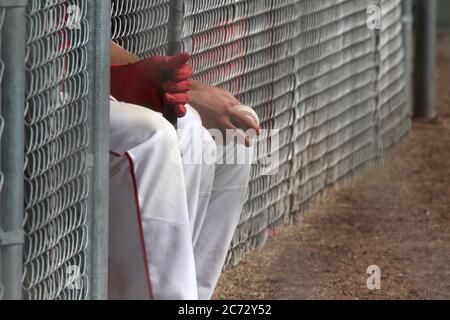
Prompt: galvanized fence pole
<box><xmin>403</xmin><ymin>0</ymin><xmax>414</xmax><ymax>115</ymax></box>
<box><xmin>0</xmin><ymin>0</ymin><xmax>27</xmax><ymax>301</ymax></box>
<box><xmin>87</xmin><ymin>0</ymin><xmax>111</xmax><ymax>300</ymax></box>
<box><xmin>414</xmin><ymin>0</ymin><xmax>438</xmax><ymax>118</ymax></box>
<box><xmin>164</xmin><ymin>0</ymin><xmax>184</xmax><ymax>126</ymax></box>
<box><xmin>168</xmin><ymin>0</ymin><xmax>184</xmax><ymax>62</ymax></box>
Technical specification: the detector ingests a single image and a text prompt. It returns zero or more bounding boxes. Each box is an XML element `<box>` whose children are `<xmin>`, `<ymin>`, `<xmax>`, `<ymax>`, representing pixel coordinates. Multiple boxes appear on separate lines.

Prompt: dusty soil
<box><xmin>213</xmin><ymin>32</ymin><xmax>450</xmax><ymax>300</ymax></box>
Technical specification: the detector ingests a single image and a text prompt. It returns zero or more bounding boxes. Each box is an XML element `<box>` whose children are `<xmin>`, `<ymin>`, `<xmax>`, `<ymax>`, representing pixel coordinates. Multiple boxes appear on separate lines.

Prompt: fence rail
<box><xmin>0</xmin><ymin>0</ymin><xmax>412</xmax><ymax>300</ymax></box>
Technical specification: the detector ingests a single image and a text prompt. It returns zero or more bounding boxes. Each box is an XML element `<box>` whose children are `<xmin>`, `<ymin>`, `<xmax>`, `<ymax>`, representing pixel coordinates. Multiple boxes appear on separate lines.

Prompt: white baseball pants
<box><xmin>108</xmin><ymin>101</ymin><xmax>253</xmax><ymax>300</ymax></box>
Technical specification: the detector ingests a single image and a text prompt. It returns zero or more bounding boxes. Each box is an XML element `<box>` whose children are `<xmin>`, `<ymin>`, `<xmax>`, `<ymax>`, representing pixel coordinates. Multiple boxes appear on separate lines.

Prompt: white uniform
<box><xmin>108</xmin><ymin>101</ymin><xmax>253</xmax><ymax>300</ymax></box>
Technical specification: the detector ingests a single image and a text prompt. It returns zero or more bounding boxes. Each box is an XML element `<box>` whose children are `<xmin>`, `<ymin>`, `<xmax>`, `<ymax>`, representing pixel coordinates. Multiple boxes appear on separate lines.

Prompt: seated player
<box><xmin>108</xmin><ymin>42</ymin><xmax>259</xmax><ymax>300</ymax></box>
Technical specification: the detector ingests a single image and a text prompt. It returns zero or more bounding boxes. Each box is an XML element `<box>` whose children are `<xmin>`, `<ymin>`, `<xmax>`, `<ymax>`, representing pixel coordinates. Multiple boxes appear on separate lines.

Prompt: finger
<box><xmin>229</xmin><ymin>108</ymin><xmax>261</xmax><ymax>134</ymax></box>
<box><xmin>163</xmin><ymin>80</ymin><xmax>193</xmax><ymax>93</ymax></box>
<box><xmin>224</xmin><ymin>122</ymin><xmax>252</xmax><ymax>147</ymax></box>
<box><xmin>173</xmin><ymin>64</ymin><xmax>193</xmax><ymax>81</ymax></box>
<box><xmin>158</xmin><ymin>52</ymin><xmax>190</xmax><ymax>70</ymax></box>
<box><xmin>163</xmin><ymin>92</ymin><xmax>190</xmax><ymax>105</ymax></box>
<box><xmin>174</xmin><ymin>104</ymin><xmax>187</xmax><ymax>118</ymax></box>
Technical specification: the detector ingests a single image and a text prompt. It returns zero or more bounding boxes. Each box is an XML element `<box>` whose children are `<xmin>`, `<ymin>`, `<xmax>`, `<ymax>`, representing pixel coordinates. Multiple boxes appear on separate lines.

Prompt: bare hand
<box><xmin>188</xmin><ymin>84</ymin><xmax>260</xmax><ymax>147</ymax></box>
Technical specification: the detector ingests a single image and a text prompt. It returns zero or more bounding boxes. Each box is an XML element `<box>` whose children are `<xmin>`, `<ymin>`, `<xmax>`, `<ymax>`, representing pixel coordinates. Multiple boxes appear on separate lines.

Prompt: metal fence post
<box><xmin>0</xmin><ymin>0</ymin><xmax>27</xmax><ymax>301</ymax></box>
<box><xmin>87</xmin><ymin>0</ymin><xmax>111</xmax><ymax>300</ymax></box>
<box><xmin>403</xmin><ymin>0</ymin><xmax>414</xmax><ymax>115</ymax></box>
<box><xmin>164</xmin><ymin>0</ymin><xmax>184</xmax><ymax>126</ymax></box>
<box><xmin>414</xmin><ymin>0</ymin><xmax>438</xmax><ymax>119</ymax></box>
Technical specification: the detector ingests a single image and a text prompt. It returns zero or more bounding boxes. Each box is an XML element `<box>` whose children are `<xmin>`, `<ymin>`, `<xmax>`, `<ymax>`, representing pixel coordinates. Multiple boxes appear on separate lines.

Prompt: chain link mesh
<box><xmin>23</xmin><ymin>0</ymin><xmax>90</xmax><ymax>300</ymax></box>
<box><xmin>111</xmin><ymin>0</ymin><xmax>169</xmax><ymax>58</ymax></box>
<box><xmin>379</xmin><ymin>0</ymin><xmax>411</xmax><ymax>149</ymax></box>
<box><xmin>111</xmin><ymin>0</ymin><xmax>410</xmax><ymax>267</ymax></box>
<box><xmin>231</xmin><ymin>0</ymin><xmax>384</xmax><ymax>260</ymax></box>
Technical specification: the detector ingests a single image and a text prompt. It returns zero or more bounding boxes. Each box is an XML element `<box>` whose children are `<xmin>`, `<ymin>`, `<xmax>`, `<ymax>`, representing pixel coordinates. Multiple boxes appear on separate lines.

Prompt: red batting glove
<box><xmin>110</xmin><ymin>53</ymin><xmax>193</xmax><ymax>118</ymax></box>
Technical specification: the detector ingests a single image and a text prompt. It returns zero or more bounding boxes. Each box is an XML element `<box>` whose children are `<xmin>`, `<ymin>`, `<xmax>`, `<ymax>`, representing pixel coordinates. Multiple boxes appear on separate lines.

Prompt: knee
<box><xmin>110</xmin><ymin>101</ymin><xmax>178</xmax><ymax>154</ymax></box>
<box><xmin>146</xmin><ymin>114</ymin><xmax>179</xmax><ymax>151</ymax></box>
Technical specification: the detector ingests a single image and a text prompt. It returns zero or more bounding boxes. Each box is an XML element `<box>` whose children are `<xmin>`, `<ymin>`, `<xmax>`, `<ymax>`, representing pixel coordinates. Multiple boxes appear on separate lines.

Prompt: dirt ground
<box><xmin>214</xmin><ymin>32</ymin><xmax>450</xmax><ymax>300</ymax></box>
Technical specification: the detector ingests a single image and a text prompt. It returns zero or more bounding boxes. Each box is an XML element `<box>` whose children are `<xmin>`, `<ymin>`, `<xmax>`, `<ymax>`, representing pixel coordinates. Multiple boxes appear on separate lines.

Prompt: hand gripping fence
<box><xmin>0</xmin><ymin>0</ymin><xmax>412</xmax><ymax>300</ymax></box>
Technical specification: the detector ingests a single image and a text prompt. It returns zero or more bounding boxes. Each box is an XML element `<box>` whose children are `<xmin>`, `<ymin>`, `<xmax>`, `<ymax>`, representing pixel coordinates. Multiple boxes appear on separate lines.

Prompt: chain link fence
<box><xmin>22</xmin><ymin>0</ymin><xmax>91</xmax><ymax>300</ymax></box>
<box><xmin>0</xmin><ymin>0</ymin><xmax>110</xmax><ymax>300</ymax></box>
<box><xmin>0</xmin><ymin>0</ymin><xmax>109</xmax><ymax>301</ymax></box>
<box><xmin>111</xmin><ymin>0</ymin><xmax>169</xmax><ymax>57</ymax></box>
